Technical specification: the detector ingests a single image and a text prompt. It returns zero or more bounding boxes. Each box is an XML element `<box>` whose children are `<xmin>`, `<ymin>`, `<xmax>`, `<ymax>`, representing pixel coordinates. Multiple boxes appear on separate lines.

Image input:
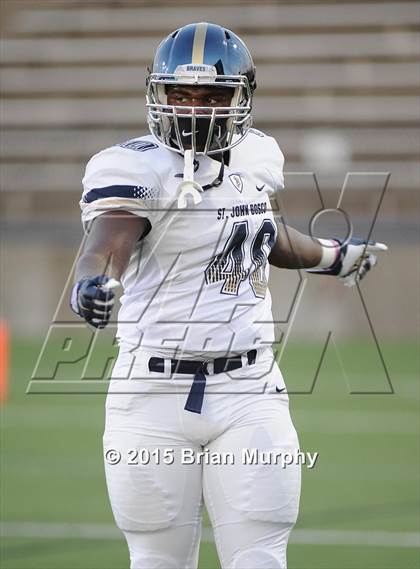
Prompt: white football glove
<box><xmin>308</xmin><ymin>238</ymin><xmax>388</xmax><ymax>287</ymax></box>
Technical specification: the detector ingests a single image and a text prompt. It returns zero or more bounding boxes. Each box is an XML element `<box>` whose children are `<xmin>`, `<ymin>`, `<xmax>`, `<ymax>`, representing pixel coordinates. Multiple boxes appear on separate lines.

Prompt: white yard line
<box><xmin>0</xmin><ymin>522</ymin><xmax>119</xmax><ymax>540</ymax></box>
<box><xmin>2</xmin><ymin>404</ymin><xmax>418</xmax><ymax>433</ymax></box>
<box><xmin>1</xmin><ymin>522</ymin><xmax>419</xmax><ymax>548</ymax></box>
<box><xmin>290</xmin><ymin>529</ymin><xmax>420</xmax><ymax>548</ymax></box>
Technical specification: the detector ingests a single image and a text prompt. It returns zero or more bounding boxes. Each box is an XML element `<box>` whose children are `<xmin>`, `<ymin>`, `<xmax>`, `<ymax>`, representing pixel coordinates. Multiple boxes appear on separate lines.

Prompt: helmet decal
<box><xmin>191</xmin><ymin>22</ymin><xmax>208</xmax><ymax>64</ymax></box>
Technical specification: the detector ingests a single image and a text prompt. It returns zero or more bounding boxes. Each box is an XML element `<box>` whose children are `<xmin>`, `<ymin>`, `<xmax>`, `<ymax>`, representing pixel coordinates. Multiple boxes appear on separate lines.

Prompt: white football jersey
<box><xmin>81</xmin><ymin>130</ymin><xmax>285</xmax><ymax>358</ymax></box>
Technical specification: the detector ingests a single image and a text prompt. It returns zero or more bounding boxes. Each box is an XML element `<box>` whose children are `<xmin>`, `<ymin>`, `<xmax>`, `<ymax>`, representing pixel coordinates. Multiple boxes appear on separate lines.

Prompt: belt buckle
<box><xmin>163</xmin><ymin>358</ymin><xmax>173</xmax><ymax>378</ymax></box>
<box><xmin>241</xmin><ymin>353</ymin><xmax>248</xmax><ymax>368</ymax></box>
<box><xmin>205</xmin><ymin>359</ymin><xmax>214</xmax><ymax>375</ymax></box>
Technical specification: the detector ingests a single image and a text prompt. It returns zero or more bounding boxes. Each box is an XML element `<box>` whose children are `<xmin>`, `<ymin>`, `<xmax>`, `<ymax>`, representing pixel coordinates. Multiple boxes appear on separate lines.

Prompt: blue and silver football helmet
<box><xmin>146</xmin><ymin>22</ymin><xmax>256</xmax><ymax>156</ymax></box>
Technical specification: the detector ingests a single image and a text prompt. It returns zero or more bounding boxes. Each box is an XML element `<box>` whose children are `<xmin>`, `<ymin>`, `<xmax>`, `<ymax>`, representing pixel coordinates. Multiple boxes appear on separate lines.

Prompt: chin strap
<box><xmin>202</xmin><ymin>155</ymin><xmax>225</xmax><ymax>191</ymax></box>
<box><xmin>202</xmin><ymin>135</ymin><xmax>226</xmax><ymax>191</ymax></box>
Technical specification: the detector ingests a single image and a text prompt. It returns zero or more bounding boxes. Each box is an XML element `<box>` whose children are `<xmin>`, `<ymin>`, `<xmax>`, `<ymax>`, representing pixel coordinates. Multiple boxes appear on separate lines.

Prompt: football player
<box><xmin>70</xmin><ymin>23</ymin><xmax>387</xmax><ymax>569</ymax></box>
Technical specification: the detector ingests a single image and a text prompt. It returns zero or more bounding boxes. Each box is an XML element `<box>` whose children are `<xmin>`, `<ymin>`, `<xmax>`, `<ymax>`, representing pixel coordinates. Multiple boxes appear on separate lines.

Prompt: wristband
<box><xmin>310</xmin><ymin>239</ymin><xmax>341</xmax><ymax>269</ymax></box>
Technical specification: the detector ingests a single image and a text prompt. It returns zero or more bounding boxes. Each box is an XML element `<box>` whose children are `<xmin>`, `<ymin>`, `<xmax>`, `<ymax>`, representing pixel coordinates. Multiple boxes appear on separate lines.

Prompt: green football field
<box><xmin>1</xmin><ymin>337</ymin><xmax>419</xmax><ymax>569</ymax></box>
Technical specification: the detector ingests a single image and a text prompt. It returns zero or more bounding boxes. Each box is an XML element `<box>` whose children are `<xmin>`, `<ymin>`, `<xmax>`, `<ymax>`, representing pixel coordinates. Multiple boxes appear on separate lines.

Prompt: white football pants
<box><xmin>103</xmin><ymin>347</ymin><xmax>301</xmax><ymax>569</ymax></box>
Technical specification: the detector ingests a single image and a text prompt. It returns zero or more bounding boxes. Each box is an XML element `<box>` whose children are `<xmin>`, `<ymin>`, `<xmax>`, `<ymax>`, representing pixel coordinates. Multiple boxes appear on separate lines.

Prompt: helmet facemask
<box><xmin>146</xmin><ymin>65</ymin><xmax>253</xmax><ymax>156</ymax></box>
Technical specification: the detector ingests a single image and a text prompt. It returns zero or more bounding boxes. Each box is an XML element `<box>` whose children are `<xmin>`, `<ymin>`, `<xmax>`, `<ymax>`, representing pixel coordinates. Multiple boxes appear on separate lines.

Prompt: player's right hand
<box><xmin>334</xmin><ymin>238</ymin><xmax>388</xmax><ymax>287</ymax></box>
<box><xmin>70</xmin><ymin>275</ymin><xmax>119</xmax><ymax>328</ymax></box>
<box><xmin>307</xmin><ymin>237</ymin><xmax>388</xmax><ymax>287</ymax></box>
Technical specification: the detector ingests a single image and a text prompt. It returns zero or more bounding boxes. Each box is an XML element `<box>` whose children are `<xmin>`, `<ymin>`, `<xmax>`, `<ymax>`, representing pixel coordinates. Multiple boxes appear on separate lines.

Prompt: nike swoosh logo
<box><xmin>275</xmin><ymin>387</ymin><xmax>286</xmax><ymax>393</ymax></box>
<box><xmin>182</xmin><ymin>129</ymin><xmax>198</xmax><ymax>137</ymax></box>
<box><xmin>256</xmin><ymin>184</ymin><xmax>265</xmax><ymax>191</ymax></box>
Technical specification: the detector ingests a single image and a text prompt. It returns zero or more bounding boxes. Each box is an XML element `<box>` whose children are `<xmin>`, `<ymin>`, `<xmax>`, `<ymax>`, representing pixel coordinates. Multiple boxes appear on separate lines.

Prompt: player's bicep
<box><xmin>269</xmin><ymin>223</ymin><xmax>292</xmax><ymax>267</ymax></box>
<box><xmin>269</xmin><ymin>224</ymin><xmax>321</xmax><ymax>269</ymax></box>
<box><xmin>76</xmin><ymin>211</ymin><xmax>149</xmax><ymax>280</ymax></box>
<box><xmin>84</xmin><ymin>210</ymin><xmax>149</xmax><ymax>254</ymax></box>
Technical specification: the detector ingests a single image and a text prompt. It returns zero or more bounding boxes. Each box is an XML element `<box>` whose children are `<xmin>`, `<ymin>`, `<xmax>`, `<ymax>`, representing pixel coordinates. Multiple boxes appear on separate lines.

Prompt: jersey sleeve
<box><xmin>245</xmin><ymin>129</ymin><xmax>285</xmax><ymax>192</ymax></box>
<box><xmin>80</xmin><ymin>144</ymin><xmax>161</xmax><ymax>231</ymax></box>
<box><xmin>264</xmin><ymin>136</ymin><xmax>285</xmax><ymax>192</ymax></box>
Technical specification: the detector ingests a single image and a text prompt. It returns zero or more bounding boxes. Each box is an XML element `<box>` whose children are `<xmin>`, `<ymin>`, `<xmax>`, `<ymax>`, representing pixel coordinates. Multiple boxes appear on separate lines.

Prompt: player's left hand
<box><xmin>322</xmin><ymin>237</ymin><xmax>388</xmax><ymax>287</ymax></box>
